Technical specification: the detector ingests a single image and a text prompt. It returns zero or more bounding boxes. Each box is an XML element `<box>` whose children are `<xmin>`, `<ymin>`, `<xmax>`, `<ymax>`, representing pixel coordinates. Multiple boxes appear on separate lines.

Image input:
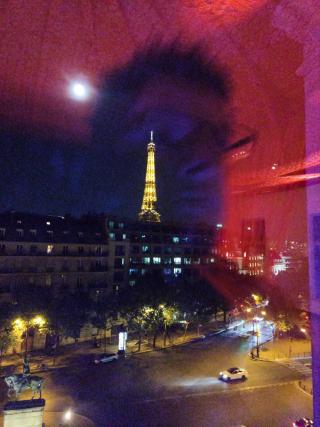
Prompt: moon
<box><xmin>69</xmin><ymin>81</ymin><xmax>90</xmax><ymax>101</ymax></box>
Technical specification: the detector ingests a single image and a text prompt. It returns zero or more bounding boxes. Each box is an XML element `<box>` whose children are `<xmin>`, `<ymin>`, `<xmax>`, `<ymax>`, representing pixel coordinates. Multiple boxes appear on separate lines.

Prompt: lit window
<box><xmin>143</xmin><ymin>257</ymin><xmax>151</xmax><ymax>264</ymax></box>
<box><xmin>109</xmin><ymin>233</ymin><xmax>115</xmax><ymax>240</ymax></box>
<box><xmin>173</xmin><ymin>257</ymin><xmax>181</xmax><ymax>265</ymax></box>
<box><xmin>172</xmin><ymin>236</ymin><xmax>179</xmax><ymax>243</ymax></box>
<box><xmin>153</xmin><ymin>257</ymin><xmax>161</xmax><ymax>264</ymax></box>
<box><xmin>47</xmin><ymin>245</ymin><xmax>54</xmax><ymax>254</ymax></box>
<box><xmin>46</xmin><ymin>221</ymin><xmax>51</xmax><ymax>226</ymax></box>
<box><xmin>108</xmin><ymin>221</ymin><xmax>114</xmax><ymax>229</ymax></box>
<box><xmin>142</xmin><ymin>245</ymin><xmax>150</xmax><ymax>253</ymax></box>
<box><xmin>184</xmin><ymin>258</ymin><xmax>191</xmax><ymax>264</ymax></box>
<box><xmin>122</xmin><ymin>234</ymin><xmax>127</xmax><ymax>240</ymax></box>
<box><xmin>193</xmin><ymin>258</ymin><xmax>200</xmax><ymax>264</ymax></box>
<box><xmin>174</xmin><ymin>268</ymin><xmax>182</xmax><ymax>276</ymax></box>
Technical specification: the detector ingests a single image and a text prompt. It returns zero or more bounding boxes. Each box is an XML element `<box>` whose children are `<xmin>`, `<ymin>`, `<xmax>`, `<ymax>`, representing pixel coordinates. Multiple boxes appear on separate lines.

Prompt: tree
<box><xmin>91</xmin><ymin>293</ymin><xmax>119</xmax><ymax>352</ymax></box>
<box><xmin>119</xmin><ymin>273</ymin><xmax>178</xmax><ymax>349</ymax></box>
<box><xmin>0</xmin><ymin>304</ymin><xmax>16</xmax><ymax>368</ymax></box>
<box><xmin>46</xmin><ymin>290</ymin><xmax>90</xmax><ymax>356</ymax></box>
<box><xmin>10</xmin><ymin>286</ymin><xmax>49</xmax><ymax>360</ymax></box>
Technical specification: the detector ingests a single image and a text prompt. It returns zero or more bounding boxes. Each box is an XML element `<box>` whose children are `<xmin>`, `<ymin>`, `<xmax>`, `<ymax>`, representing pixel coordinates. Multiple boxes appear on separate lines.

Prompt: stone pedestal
<box><xmin>3</xmin><ymin>399</ymin><xmax>45</xmax><ymax>427</ymax></box>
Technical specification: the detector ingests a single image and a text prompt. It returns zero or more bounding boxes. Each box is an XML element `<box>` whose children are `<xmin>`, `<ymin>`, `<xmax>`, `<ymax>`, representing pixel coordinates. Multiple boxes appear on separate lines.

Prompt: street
<box><xmin>0</xmin><ymin>326</ymin><xmax>312</xmax><ymax>426</ymax></box>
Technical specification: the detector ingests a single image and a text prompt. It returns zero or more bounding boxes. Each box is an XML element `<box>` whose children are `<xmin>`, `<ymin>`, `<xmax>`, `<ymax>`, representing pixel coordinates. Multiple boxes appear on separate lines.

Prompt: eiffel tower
<box><xmin>139</xmin><ymin>131</ymin><xmax>161</xmax><ymax>223</ymax></box>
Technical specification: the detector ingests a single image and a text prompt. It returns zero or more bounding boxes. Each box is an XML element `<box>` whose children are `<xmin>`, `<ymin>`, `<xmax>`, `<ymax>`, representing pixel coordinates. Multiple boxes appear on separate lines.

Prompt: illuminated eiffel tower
<box><xmin>139</xmin><ymin>131</ymin><xmax>161</xmax><ymax>223</ymax></box>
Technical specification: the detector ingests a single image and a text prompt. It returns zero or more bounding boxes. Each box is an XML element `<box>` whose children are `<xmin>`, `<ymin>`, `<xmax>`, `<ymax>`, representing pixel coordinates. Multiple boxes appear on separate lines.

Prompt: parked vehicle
<box><xmin>94</xmin><ymin>353</ymin><xmax>119</xmax><ymax>364</ymax></box>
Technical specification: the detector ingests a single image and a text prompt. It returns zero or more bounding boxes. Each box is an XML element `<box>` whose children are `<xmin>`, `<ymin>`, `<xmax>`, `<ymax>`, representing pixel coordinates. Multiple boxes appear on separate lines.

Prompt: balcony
<box><xmin>89</xmin><ymin>266</ymin><xmax>108</xmax><ymax>272</ymax></box>
<box><xmin>0</xmin><ymin>250</ymin><xmax>108</xmax><ymax>257</ymax></box>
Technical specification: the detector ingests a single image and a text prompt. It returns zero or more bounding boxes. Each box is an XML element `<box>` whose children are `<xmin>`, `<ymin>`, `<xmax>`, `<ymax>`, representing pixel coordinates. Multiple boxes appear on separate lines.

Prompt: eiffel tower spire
<box><xmin>139</xmin><ymin>131</ymin><xmax>161</xmax><ymax>223</ymax></box>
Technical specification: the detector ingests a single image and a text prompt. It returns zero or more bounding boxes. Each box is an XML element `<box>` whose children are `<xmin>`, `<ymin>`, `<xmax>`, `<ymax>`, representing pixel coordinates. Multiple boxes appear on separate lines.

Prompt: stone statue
<box><xmin>23</xmin><ymin>357</ymin><xmax>31</xmax><ymax>376</ymax></box>
<box><xmin>4</xmin><ymin>360</ymin><xmax>44</xmax><ymax>399</ymax></box>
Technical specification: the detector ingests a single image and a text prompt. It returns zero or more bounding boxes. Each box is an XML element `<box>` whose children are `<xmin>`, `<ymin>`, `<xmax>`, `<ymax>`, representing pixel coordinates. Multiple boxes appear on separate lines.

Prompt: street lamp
<box><xmin>256</xmin><ymin>329</ymin><xmax>261</xmax><ymax>358</ymax></box>
<box><xmin>63</xmin><ymin>409</ymin><xmax>72</xmax><ymax>422</ymax></box>
<box><xmin>61</xmin><ymin>408</ymin><xmax>73</xmax><ymax>426</ymax></box>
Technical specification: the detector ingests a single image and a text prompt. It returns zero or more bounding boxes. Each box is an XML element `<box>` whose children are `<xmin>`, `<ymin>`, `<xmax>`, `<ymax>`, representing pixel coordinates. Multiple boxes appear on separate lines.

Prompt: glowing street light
<box><xmin>69</xmin><ymin>80</ymin><xmax>92</xmax><ymax>101</ymax></box>
<box><xmin>32</xmin><ymin>315</ymin><xmax>46</xmax><ymax>328</ymax></box>
<box><xmin>64</xmin><ymin>409</ymin><xmax>72</xmax><ymax>421</ymax></box>
<box><xmin>12</xmin><ymin>314</ymin><xmax>47</xmax><ymax>362</ymax></box>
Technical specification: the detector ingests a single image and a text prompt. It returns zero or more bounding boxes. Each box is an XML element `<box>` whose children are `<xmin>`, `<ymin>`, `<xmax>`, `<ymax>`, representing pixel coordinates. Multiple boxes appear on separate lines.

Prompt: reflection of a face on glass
<box><xmin>92</xmin><ymin>46</ymin><xmax>232</xmax><ymax>224</ymax></box>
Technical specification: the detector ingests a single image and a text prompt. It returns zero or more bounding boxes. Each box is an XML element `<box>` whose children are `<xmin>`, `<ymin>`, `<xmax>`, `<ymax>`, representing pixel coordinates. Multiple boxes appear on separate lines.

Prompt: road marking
<box><xmin>276</xmin><ymin>359</ymin><xmax>312</xmax><ymax>376</ymax></box>
<box><xmin>295</xmin><ymin>381</ymin><xmax>313</xmax><ymax>399</ymax></box>
<box><xmin>134</xmin><ymin>380</ymin><xmax>298</xmax><ymax>404</ymax></box>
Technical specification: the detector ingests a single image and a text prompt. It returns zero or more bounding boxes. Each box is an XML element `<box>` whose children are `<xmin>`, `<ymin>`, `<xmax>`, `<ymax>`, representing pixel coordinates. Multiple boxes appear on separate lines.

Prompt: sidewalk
<box><xmin>0</xmin><ymin>318</ymin><xmax>228</xmax><ymax>375</ymax></box>
<box><xmin>259</xmin><ymin>337</ymin><xmax>311</xmax><ymax>361</ymax></box>
<box><xmin>44</xmin><ymin>411</ymin><xmax>96</xmax><ymax>427</ymax></box>
<box><xmin>0</xmin><ymin>411</ymin><xmax>96</xmax><ymax>427</ymax></box>
<box><xmin>258</xmin><ymin>336</ymin><xmax>313</xmax><ymax>380</ymax></box>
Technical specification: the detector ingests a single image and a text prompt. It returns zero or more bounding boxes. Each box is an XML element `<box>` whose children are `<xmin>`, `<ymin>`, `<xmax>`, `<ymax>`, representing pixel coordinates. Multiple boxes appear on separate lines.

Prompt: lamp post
<box><xmin>256</xmin><ymin>330</ymin><xmax>261</xmax><ymax>358</ymax></box>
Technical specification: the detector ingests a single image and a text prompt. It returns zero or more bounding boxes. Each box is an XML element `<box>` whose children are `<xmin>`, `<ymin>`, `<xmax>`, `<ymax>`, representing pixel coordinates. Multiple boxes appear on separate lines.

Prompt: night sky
<box><xmin>0</xmin><ymin>45</ymin><xmax>233</xmax><ymax>227</ymax></box>
<box><xmin>0</xmin><ymin>1</ymin><xmax>310</xmax><ymax>243</ymax></box>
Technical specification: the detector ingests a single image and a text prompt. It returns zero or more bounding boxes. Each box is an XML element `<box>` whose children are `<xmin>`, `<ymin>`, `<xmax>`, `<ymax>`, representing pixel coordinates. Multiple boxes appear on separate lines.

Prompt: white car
<box><xmin>94</xmin><ymin>353</ymin><xmax>119</xmax><ymax>364</ymax></box>
<box><xmin>218</xmin><ymin>367</ymin><xmax>248</xmax><ymax>382</ymax></box>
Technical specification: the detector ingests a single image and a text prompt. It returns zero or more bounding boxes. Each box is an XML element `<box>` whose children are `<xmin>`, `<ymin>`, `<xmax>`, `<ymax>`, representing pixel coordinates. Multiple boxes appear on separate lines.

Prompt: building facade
<box><xmin>106</xmin><ymin>217</ymin><xmax>215</xmax><ymax>289</ymax></box>
<box><xmin>0</xmin><ymin>211</ymin><xmax>219</xmax><ymax>301</ymax></box>
<box><xmin>240</xmin><ymin>218</ymin><xmax>266</xmax><ymax>276</ymax></box>
<box><xmin>0</xmin><ymin>212</ymin><xmax>109</xmax><ymax>301</ymax></box>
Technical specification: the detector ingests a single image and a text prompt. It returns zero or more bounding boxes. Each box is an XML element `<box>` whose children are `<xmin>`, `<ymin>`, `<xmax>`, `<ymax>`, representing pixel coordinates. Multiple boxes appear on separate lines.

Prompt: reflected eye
<box><xmin>123</xmin><ymin>110</ymin><xmax>197</xmax><ymax>151</ymax></box>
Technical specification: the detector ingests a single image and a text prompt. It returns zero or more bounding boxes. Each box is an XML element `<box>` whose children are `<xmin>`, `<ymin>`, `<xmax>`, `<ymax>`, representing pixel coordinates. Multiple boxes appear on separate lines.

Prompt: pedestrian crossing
<box><xmin>277</xmin><ymin>358</ymin><xmax>312</xmax><ymax>376</ymax></box>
